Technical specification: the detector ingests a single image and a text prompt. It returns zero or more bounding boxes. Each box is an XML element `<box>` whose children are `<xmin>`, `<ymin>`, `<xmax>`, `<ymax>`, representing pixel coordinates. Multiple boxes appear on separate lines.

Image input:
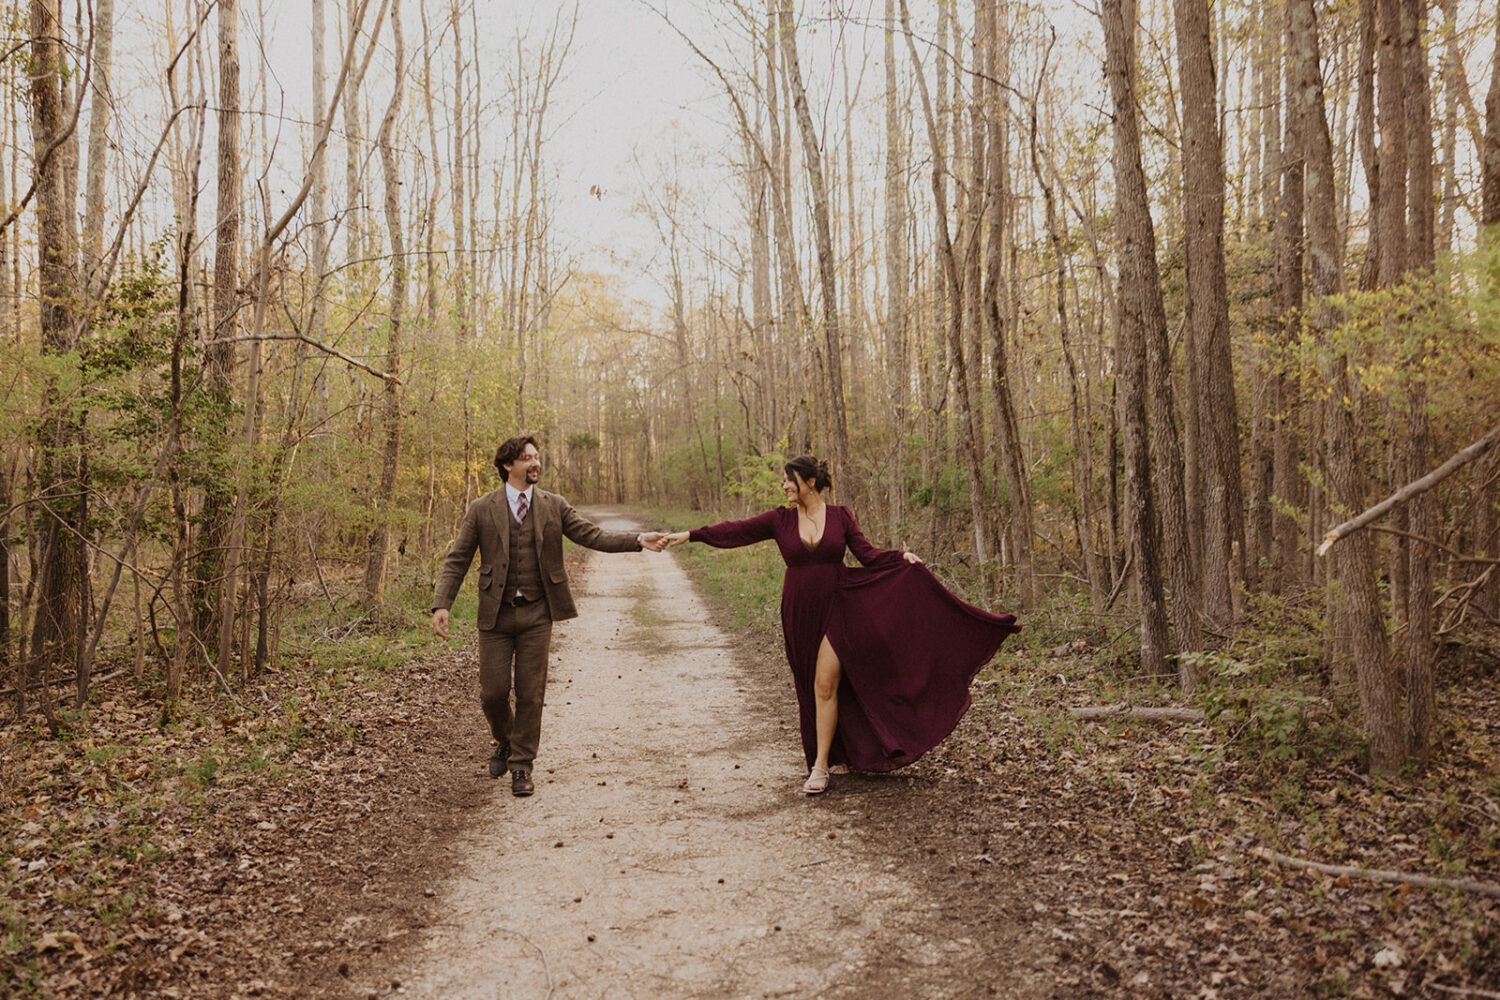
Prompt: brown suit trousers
<box><xmin>478</xmin><ymin>597</ymin><xmax>552</xmax><ymax>771</ymax></box>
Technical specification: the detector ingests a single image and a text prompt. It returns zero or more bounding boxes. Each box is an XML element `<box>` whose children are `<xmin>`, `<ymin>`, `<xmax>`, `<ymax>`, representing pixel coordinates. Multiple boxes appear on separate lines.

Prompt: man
<box><xmin>432</xmin><ymin>435</ymin><xmax>666</xmax><ymax>796</ymax></box>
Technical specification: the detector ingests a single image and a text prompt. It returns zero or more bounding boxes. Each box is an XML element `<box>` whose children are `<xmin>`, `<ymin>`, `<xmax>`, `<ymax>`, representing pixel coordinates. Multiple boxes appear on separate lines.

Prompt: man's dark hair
<box><xmin>494</xmin><ymin>435</ymin><xmax>539</xmax><ymax>478</ymax></box>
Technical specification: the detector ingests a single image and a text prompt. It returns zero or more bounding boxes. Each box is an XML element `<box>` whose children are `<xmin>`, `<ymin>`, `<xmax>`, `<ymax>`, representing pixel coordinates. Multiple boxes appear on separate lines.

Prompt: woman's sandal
<box><xmin>802</xmin><ymin>765</ymin><xmax>831</xmax><ymax>795</ymax></box>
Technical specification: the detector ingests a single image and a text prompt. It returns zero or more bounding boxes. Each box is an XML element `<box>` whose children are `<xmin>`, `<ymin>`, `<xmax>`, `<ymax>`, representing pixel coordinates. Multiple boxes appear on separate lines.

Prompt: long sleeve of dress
<box><xmin>842</xmin><ymin>508</ymin><xmax>906</xmax><ymax>568</ymax></box>
<box><xmin>689</xmin><ymin>508</ymin><xmax>780</xmax><ymax>548</ymax></box>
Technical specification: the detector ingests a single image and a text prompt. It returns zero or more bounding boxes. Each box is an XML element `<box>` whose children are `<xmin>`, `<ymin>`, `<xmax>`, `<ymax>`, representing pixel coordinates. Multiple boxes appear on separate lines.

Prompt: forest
<box><xmin>2</xmin><ymin>0</ymin><xmax>1499</xmax><ymax>994</ymax></box>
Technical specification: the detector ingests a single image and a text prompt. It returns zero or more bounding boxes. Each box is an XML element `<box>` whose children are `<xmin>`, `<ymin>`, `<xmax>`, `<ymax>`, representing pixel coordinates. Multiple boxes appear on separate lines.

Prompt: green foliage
<box><xmin>1186</xmin><ymin>647</ymin><xmax>1361</xmax><ymax>774</ymax></box>
<box><xmin>726</xmin><ymin>448</ymin><xmax>787</xmax><ymax>506</ymax></box>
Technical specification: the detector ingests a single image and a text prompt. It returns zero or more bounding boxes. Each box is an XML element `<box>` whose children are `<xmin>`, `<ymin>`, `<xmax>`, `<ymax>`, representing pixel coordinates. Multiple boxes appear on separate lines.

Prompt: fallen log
<box><xmin>1249</xmin><ymin>847</ymin><xmax>1500</xmax><ymax>899</ymax></box>
<box><xmin>1068</xmin><ymin>704</ymin><xmax>1203</xmax><ymax>721</ymax></box>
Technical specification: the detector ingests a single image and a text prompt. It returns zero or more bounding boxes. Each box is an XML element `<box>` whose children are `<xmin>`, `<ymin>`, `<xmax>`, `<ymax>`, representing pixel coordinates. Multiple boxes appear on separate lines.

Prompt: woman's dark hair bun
<box><xmin>785</xmin><ymin>455</ymin><xmax>832</xmax><ymax>492</ymax></box>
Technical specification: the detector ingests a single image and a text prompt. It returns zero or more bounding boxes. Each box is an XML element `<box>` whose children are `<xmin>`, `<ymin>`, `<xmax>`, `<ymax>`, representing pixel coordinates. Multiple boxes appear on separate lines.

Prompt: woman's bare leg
<box><xmin>811</xmin><ymin>636</ymin><xmax>842</xmax><ymax>771</ymax></box>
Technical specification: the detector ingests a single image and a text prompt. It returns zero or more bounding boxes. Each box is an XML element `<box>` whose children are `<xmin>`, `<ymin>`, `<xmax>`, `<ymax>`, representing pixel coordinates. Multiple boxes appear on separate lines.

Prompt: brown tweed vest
<box><xmin>504</xmin><ymin>500</ymin><xmax>544</xmax><ymax>604</ymax></box>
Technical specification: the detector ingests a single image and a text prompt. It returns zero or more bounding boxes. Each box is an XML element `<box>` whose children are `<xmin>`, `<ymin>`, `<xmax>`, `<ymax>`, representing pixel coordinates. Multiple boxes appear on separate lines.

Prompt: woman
<box><xmin>663</xmin><ymin>456</ymin><xmax>1019</xmax><ymax>794</ymax></box>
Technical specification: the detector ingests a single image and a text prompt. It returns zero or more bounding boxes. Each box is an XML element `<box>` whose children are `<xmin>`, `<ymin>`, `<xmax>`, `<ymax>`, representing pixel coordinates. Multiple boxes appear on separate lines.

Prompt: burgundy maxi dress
<box><xmin>690</xmin><ymin>505</ymin><xmax>1020</xmax><ymax>772</ymax></box>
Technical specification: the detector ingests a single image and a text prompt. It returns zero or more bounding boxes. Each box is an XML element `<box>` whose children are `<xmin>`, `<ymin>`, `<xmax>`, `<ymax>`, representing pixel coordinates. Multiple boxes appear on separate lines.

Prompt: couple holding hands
<box><xmin>432</xmin><ymin>435</ymin><xmax>1019</xmax><ymax>798</ymax></box>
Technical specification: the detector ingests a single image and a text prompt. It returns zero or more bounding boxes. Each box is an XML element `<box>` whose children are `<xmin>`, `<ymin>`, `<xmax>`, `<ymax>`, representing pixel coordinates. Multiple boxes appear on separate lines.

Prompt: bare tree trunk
<box><xmin>198</xmin><ymin>0</ymin><xmax>241</xmax><ymax>652</ymax></box>
<box><xmin>419</xmin><ymin>0</ymin><xmax>441</xmax><ymax>345</ymax></box>
<box><xmin>1027</xmin><ymin>39</ymin><xmax>1104</xmax><ymax>612</ymax></box>
<box><xmin>308</xmin><ymin>0</ymin><xmax>330</xmax><ymax>419</ymax></box>
<box><xmin>1475</xmin><ymin>0</ymin><xmax>1500</xmax><ymax>620</ymax></box>
<box><xmin>167</xmin><ymin>100</ymin><xmax>205</xmax><ymax>708</ymax></box>
<box><xmin>778</xmin><ymin>5</ymin><xmax>851</xmax><ymax>487</ymax></box>
<box><xmin>899</xmin><ymin>0</ymin><xmax>990</xmax><ymax>570</ymax></box>
<box><xmin>1174</xmin><ymin>0</ymin><xmax>1241</xmax><ymax>631</ymax></box>
<box><xmin>1437</xmin><ymin>0</ymin><xmax>1459</xmax><ymax>253</ymax></box>
<box><xmin>2</xmin><ymin>55</ymin><xmax>14</xmax><ymax>709</ymax></box>
<box><xmin>0</xmin><ymin>457</ymin><xmax>10</xmax><ymax>710</ymax></box>
<box><xmin>449</xmin><ymin>0</ymin><xmax>469</xmax><ymax>339</ymax></box>
<box><xmin>1402</xmin><ymin>0</ymin><xmax>1435</xmax><ymax>768</ymax></box>
<box><xmin>1101</xmin><ymin>0</ymin><xmax>1172</xmax><ymax>678</ymax></box>
<box><xmin>81</xmin><ymin>0</ymin><xmax>113</xmax><ymax>294</ymax></box>
<box><xmin>27</xmin><ymin>0</ymin><xmax>86</xmax><ymax>720</ymax></box>
<box><xmin>1373</xmin><ymin>0</ymin><xmax>1410</xmax><ymax>769</ymax></box>
<box><xmin>1485</xmin><ymin>3</ymin><xmax>1500</xmax><ymax>225</ymax></box>
<box><xmin>1246</xmin><ymin>3</ymin><xmax>1278</xmax><ymax>592</ymax></box>
<box><xmin>364</xmin><ymin>0</ymin><xmax>405</xmax><ymax>604</ymax></box>
<box><xmin>1293</xmin><ymin>0</ymin><xmax>1401</xmax><ymax>778</ymax></box>
<box><xmin>1271</xmin><ymin>0</ymin><xmax>1305</xmax><ymax>594</ymax></box>
<box><xmin>342</xmin><ymin>0</ymin><xmax>365</xmax><ymax>264</ymax></box>
<box><xmin>979</xmin><ymin>0</ymin><xmax>1034</xmax><ymax>605</ymax></box>
<box><xmin>1358</xmin><ymin>0</ymin><xmax>1381</xmax><ymax>290</ymax></box>
<box><xmin>883</xmin><ymin>0</ymin><xmax>908</xmax><ymax>529</ymax></box>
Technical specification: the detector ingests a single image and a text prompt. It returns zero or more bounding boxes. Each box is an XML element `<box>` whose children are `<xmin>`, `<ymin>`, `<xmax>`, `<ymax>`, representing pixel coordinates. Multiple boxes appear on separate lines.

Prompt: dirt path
<box><xmin>378</xmin><ymin>510</ymin><xmax>941</xmax><ymax>999</ymax></box>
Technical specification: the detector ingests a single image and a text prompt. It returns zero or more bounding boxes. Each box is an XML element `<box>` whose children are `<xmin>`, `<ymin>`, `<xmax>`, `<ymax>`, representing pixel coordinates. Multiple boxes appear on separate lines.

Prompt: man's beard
<box><xmin>526</xmin><ymin>467</ymin><xmax>540</xmax><ymax>483</ymax></box>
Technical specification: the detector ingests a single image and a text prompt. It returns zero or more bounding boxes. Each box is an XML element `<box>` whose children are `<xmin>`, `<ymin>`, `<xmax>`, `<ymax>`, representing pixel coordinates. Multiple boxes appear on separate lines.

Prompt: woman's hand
<box><xmin>902</xmin><ymin>551</ymin><xmax>923</xmax><ymax>565</ymax></box>
<box><xmin>663</xmin><ymin>530</ymin><xmax>691</xmax><ymax>548</ymax></box>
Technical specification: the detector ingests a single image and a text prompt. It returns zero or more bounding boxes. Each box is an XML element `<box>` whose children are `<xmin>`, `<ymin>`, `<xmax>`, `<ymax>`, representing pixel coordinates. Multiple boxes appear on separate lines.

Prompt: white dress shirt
<box><xmin>505</xmin><ymin>483</ymin><xmax>534</xmax><ymax>524</ymax></box>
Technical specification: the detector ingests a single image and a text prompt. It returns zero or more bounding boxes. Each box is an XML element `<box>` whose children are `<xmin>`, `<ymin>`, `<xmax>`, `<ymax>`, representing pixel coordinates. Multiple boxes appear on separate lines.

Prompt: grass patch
<box><xmin>653</xmin><ymin>507</ymin><xmax>786</xmax><ymax>640</ymax></box>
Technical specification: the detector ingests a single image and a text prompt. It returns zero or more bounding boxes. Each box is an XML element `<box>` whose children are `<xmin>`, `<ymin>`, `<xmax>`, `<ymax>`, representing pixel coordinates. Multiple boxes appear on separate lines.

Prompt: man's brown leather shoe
<box><xmin>510</xmin><ymin>769</ymin><xmax>534</xmax><ymax>797</ymax></box>
<box><xmin>488</xmin><ymin>745</ymin><xmax>509</xmax><ymax>779</ymax></box>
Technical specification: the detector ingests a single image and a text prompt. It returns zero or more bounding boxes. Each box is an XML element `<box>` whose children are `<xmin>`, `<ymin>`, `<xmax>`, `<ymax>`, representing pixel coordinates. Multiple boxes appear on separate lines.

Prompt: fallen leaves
<box><xmin>1</xmin><ymin>638</ymin><xmax>490</xmax><ymax>999</ymax></box>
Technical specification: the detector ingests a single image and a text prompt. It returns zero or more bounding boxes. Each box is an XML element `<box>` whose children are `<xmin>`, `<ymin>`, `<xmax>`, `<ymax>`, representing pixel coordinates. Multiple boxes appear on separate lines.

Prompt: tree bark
<box><xmin>1101</xmin><ymin>0</ymin><xmax>1172</xmax><ymax>679</ymax></box>
<box><xmin>27</xmin><ymin>0</ymin><xmax>87</xmax><ymax>716</ymax></box>
<box><xmin>883</xmin><ymin>0</ymin><xmax>909</xmax><ymax>531</ymax></box>
<box><xmin>1173</xmin><ymin>0</ymin><xmax>1241</xmax><ymax>630</ymax></box>
<box><xmin>197</xmin><ymin>0</ymin><xmax>241</xmax><ymax>649</ymax></box>
<box><xmin>1292</xmin><ymin>0</ymin><xmax>1401</xmax><ymax>777</ymax></box>
<box><xmin>1402</xmin><ymin>0</ymin><xmax>1435</xmax><ymax>768</ymax></box>
<box><xmin>449</xmin><ymin>0</ymin><xmax>469</xmax><ymax>338</ymax></box>
<box><xmin>1475</xmin><ymin>0</ymin><xmax>1500</xmax><ymax>619</ymax></box>
<box><xmin>81</xmin><ymin>0</ymin><xmax>113</xmax><ymax>294</ymax></box>
<box><xmin>778</xmin><ymin>5</ymin><xmax>851</xmax><ymax>486</ymax></box>
<box><xmin>980</xmin><ymin>0</ymin><xmax>1035</xmax><ymax>606</ymax></box>
<box><xmin>1271</xmin><ymin>0</ymin><xmax>1305</xmax><ymax>594</ymax></box>
<box><xmin>899</xmin><ymin>0</ymin><xmax>991</xmax><ymax>571</ymax></box>
<box><xmin>1027</xmin><ymin>36</ymin><xmax>1105</xmax><ymax>613</ymax></box>
<box><xmin>363</xmin><ymin>0</ymin><xmax>406</xmax><ymax>604</ymax></box>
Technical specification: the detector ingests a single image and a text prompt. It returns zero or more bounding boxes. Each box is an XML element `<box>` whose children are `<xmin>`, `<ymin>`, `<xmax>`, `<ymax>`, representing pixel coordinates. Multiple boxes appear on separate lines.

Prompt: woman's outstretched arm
<box><xmin>664</xmin><ymin>508</ymin><xmax>780</xmax><ymax>549</ymax></box>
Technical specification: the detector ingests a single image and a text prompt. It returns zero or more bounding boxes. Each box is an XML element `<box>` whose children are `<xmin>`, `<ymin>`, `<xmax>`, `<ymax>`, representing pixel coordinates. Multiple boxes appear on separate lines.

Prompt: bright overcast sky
<box><xmin>105</xmin><ymin>0</ymin><xmax>739</xmax><ymax>318</ymax></box>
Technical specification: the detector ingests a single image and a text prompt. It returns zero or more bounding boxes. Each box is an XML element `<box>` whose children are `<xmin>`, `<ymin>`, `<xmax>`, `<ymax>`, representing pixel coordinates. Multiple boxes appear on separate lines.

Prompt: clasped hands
<box><xmin>637</xmin><ymin>530</ymin><xmax>691</xmax><ymax>553</ymax></box>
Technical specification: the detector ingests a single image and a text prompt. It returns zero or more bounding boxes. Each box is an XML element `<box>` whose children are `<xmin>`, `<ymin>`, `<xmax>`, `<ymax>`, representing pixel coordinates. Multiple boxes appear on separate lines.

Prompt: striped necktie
<box><xmin>516</xmin><ymin>492</ymin><xmax>529</xmax><ymax>522</ymax></box>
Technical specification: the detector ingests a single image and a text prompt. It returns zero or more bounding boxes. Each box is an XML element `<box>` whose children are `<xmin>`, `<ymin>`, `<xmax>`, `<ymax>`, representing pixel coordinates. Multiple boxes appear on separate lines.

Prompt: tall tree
<box><xmin>1475</xmin><ymin>0</ymin><xmax>1500</xmax><ymax>620</ymax></box>
<box><xmin>777</xmin><ymin>4</ymin><xmax>851</xmax><ymax>484</ymax></box>
<box><xmin>1101</xmin><ymin>0</ymin><xmax>1173</xmax><ymax>679</ymax></box>
<box><xmin>198</xmin><ymin>0</ymin><xmax>242</xmax><ymax>648</ymax></box>
<box><xmin>81</xmin><ymin>0</ymin><xmax>113</xmax><ymax>295</ymax></box>
<box><xmin>449</xmin><ymin>0</ymin><xmax>469</xmax><ymax>339</ymax></box>
<box><xmin>1402</xmin><ymin>0</ymin><xmax>1436</xmax><ymax>767</ymax></box>
<box><xmin>900</xmin><ymin>0</ymin><xmax>992</xmax><ymax>571</ymax></box>
<box><xmin>1271</xmin><ymin>0</ymin><xmax>1306</xmax><ymax>594</ymax></box>
<box><xmin>1295</xmin><ymin>0</ymin><xmax>1401</xmax><ymax>777</ymax></box>
<box><xmin>1174</xmin><ymin>0</ymin><xmax>1242</xmax><ymax>629</ymax></box>
<box><xmin>979</xmin><ymin>0</ymin><xmax>1036</xmax><ymax>606</ymax></box>
<box><xmin>883</xmin><ymin>0</ymin><xmax>909</xmax><ymax>528</ymax></box>
<box><xmin>27</xmin><ymin>0</ymin><xmax>87</xmax><ymax>712</ymax></box>
<box><xmin>364</xmin><ymin>0</ymin><xmax>406</xmax><ymax>603</ymax></box>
